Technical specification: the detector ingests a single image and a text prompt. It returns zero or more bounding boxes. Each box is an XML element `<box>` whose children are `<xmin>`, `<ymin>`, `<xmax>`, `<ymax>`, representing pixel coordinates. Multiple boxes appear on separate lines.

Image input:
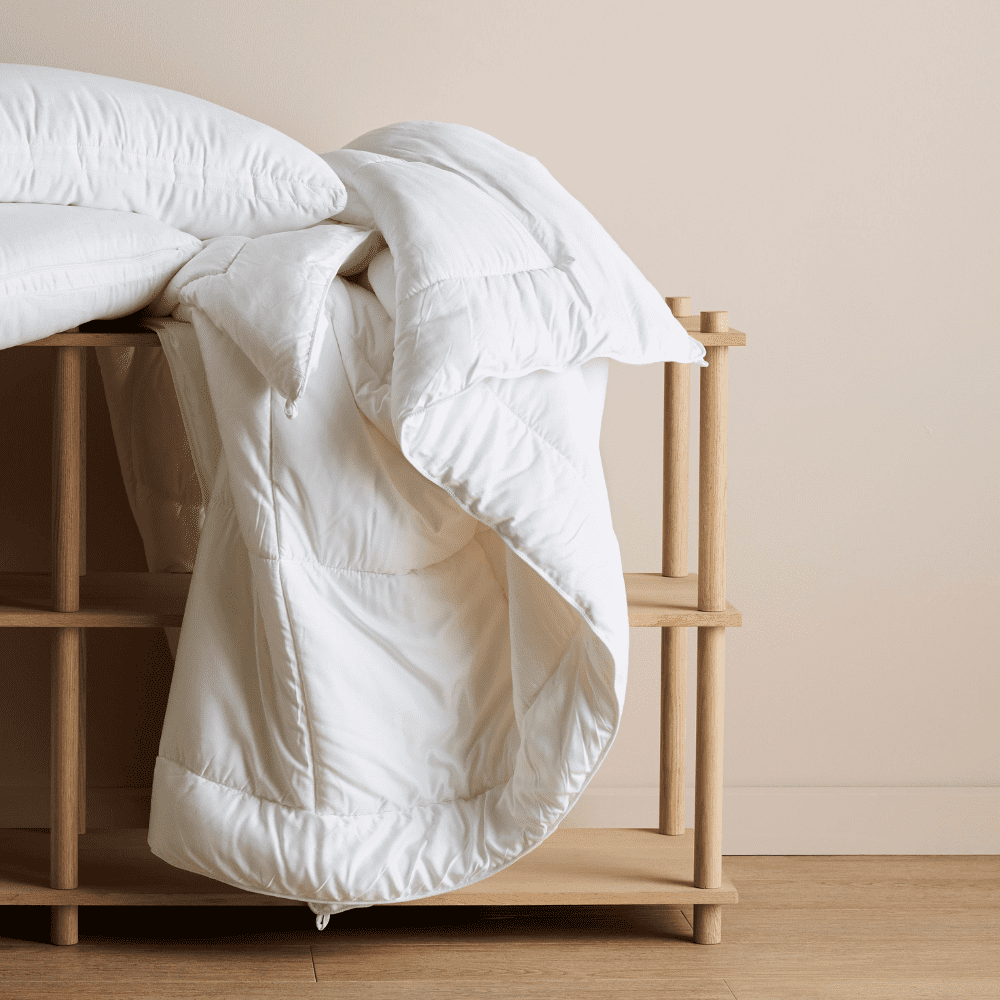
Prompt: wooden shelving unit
<box><xmin>1</xmin><ymin>301</ymin><xmax>745</xmax><ymax>945</ymax></box>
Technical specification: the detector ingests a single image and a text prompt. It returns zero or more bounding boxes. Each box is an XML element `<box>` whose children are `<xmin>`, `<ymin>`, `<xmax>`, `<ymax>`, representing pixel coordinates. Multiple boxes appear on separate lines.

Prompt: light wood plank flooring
<box><xmin>0</xmin><ymin>855</ymin><xmax>997</xmax><ymax>999</ymax></box>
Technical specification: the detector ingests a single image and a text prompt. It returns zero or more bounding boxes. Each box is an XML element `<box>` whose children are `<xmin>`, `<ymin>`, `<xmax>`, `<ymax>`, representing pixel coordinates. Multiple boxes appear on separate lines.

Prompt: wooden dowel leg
<box><xmin>694</xmin><ymin>314</ymin><xmax>729</xmax><ymax>945</ymax></box>
<box><xmin>50</xmin><ymin>905</ymin><xmax>78</xmax><ymax>948</ymax></box>
<box><xmin>78</xmin><ymin>629</ymin><xmax>87</xmax><ymax>835</ymax></box>
<box><xmin>693</xmin><ymin>625</ymin><xmax>725</xmax><ymax>944</ymax></box>
<box><xmin>693</xmin><ymin>903</ymin><xmax>722</xmax><ymax>945</ymax></box>
<box><xmin>660</xmin><ymin>300</ymin><xmax>692</xmax><ymax>837</ymax></box>
<box><xmin>51</xmin><ymin>627</ymin><xmax>80</xmax><ymax>891</ymax></box>
<box><xmin>698</xmin><ymin>340</ymin><xmax>728</xmax><ymax>614</ymax></box>
<box><xmin>694</xmin><ymin>626</ymin><xmax>725</xmax><ymax>886</ymax></box>
<box><xmin>659</xmin><ymin>626</ymin><xmax>686</xmax><ymax>835</ymax></box>
<box><xmin>79</xmin><ymin>351</ymin><xmax>87</xmax><ymax>836</ymax></box>
<box><xmin>51</xmin><ymin>345</ymin><xmax>83</xmax><ymax>946</ymax></box>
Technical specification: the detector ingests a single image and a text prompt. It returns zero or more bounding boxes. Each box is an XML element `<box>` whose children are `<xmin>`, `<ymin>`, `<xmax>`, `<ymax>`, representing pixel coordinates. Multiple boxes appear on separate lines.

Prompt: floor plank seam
<box><xmin>723</xmin><ymin>980</ymin><xmax>739</xmax><ymax>1000</ymax></box>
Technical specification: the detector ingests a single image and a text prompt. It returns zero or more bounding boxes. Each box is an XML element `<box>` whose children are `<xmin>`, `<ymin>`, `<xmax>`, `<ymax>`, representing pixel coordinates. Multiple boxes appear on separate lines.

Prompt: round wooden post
<box><xmin>693</xmin><ymin>311</ymin><xmax>728</xmax><ymax>945</ymax></box>
<box><xmin>50</xmin><ymin>345</ymin><xmax>83</xmax><ymax>946</ymax></box>
<box><xmin>697</xmin><ymin>314</ymin><xmax>728</xmax><ymax>613</ymax></box>
<box><xmin>660</xmin><ymin>296</ymin><xmax>691</xmax><ymax>837</ymax></box>
<box><xmin>79</xmin><ymin>352</ymin><xmax>87</xmax><ymax>837</ymax></box>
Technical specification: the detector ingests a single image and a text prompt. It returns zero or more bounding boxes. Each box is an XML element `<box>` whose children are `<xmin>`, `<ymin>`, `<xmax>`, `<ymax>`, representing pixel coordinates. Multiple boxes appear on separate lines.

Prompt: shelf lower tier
<box><xmin>0</xmin><ymin>572</ymin><xmax>741</xmax><ymax>629</ymax></box>
<box><xmin>0</xmin><ymin>827</ymin><xmax>736</xmax><ymax>907</ymax></box>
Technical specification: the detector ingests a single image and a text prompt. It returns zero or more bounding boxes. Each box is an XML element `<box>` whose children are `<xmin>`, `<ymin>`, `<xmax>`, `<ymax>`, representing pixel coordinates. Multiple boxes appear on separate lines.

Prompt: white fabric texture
<box><xmin>94</xmin><ymin>336</ymin><xmax>208</xmax><ymax>660</ymax></box>
<box><xmin>0</xmin><ymin>203</ymin><xmax>201</xmax><ymax>348</ymax></box>
<box><xmin>149</xmin><ymin>222</ymin><xmax>384</xmax><ymax>412</ymax></box>
<box><xmin>0</xmin><ymin>64</ymin><xmax>347</xmax><ymax>239</ymax></box>
<box><xmin>145</xmin><ymin>122</ymin><xmax>707</xmax><ymax>918</ymax></box>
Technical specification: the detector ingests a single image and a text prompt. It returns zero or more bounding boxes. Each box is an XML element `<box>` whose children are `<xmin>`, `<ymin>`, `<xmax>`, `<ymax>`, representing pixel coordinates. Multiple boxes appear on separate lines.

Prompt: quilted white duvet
<box><xmin>126</xmin><ymin>122</ymin><xmax>706</xmax><ymax>922</ymax></box>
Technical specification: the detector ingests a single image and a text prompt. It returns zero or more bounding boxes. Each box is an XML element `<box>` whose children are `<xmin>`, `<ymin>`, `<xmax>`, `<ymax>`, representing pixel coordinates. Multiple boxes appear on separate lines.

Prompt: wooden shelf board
<box><xmin>24</xmin><ymin>317</ymin><xmax>747</xmax><ymax>350</ymax></box>
<box><xmin>625</xmin><ymin>573</ymin><xmax>742</xmax><ymax>627</ymax></box>
<box><xmin>23</xmin><ymin>319</ymin><xmax>163</xmax><ymax>348</ymax></box>
<box><xmin>24</xmin><ymin>331</ymin><xmax>163</xmax><ymax>347</ymax></box>
<box><xmin>0</xmin><ymin>572</ymin><xmax>190</xmax><ymax>627</ymax></box>
<box><xmin>678</xmin><ymin>316</ymin><xmax>747</xmax><ymax>347</ymax></box>
<box><xmin>0</xmin><ymin>827</ymin><xmax>736</xmax><ymax>907</ymax></box>
<box><xmin>0</xmin><ymin>572</ymin><xmax>739</xmax><ymax>628</ymax></box>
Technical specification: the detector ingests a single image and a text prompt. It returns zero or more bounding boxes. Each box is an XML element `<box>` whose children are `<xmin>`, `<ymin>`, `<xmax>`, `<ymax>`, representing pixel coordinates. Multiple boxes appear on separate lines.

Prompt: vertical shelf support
<box><xmin>660</xmin><ymin>296</ymin><xmax>691</xmax><ymax>837</ymax></box>
<box><xmin>79</xmin><ymin>351</ymin><xmax>87</xmax><ymax>838</ymax></box>
<box><xmin>50</xmin><ymin>345</ymin><xmax>84</xmax><ymax>947</ymax></box>
<box><xmin>693</xmin><ymin>311</ymin><xmax>729</xmax><ymax>945</ymax></box>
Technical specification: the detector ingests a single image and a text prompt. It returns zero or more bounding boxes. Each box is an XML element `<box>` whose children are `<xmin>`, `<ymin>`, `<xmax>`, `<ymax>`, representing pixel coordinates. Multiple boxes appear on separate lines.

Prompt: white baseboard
<box><xmin>561</xmin><ymin>786</ymin><xmax>1000</xmax><ymax>854</ymax></box>
<box><xmin>5</xmin><ymin>785</ymin><xmax>996</xmax><ymax>853</ymax></box>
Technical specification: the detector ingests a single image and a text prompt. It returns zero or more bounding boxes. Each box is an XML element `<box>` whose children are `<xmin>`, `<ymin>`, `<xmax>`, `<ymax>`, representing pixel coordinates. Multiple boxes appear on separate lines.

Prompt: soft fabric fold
<box><xmin>144</xmin><ymin>122</ymin><xmax>707</xmax><ymax>920</ymax></box>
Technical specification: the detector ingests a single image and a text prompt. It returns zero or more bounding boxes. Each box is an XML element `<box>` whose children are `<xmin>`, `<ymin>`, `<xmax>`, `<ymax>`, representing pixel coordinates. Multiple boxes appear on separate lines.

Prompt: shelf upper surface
<box><xmin>20</xmin><ymin>314</ymin><xmax>748</xmax><ymax>349</ymax></box>
<box><xmin>0</xmin><ymin>827</ymin><xmax>737</xmax><ymax>907</ymax></box>
<box><xmin>625</xmin><ymin>573</ymin><xmax>742</xmax><ymax>627</ymax></box>
<box><xmin>0</xmin><ymin>572</ymin><xmax>740</xmax><ymax>628</ymax></box>
<box><xmin>678</xmin><ymin>315</ymin><xmax>747</xmax><ymax>346</ymax></box>
<box><xmin>0</xmin><ymin>572</ymin><xmax>189</xmax><ymax>627</ymax></box>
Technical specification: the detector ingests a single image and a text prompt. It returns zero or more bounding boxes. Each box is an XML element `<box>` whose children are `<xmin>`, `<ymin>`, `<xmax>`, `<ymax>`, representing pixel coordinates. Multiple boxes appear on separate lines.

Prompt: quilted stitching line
<box><xmin>14</xmin><ymin>140</ymin><xmax>344</xmax><ymax>197</ymax></box>
<box><xmin>247</xmin><ymin>531</ymin><xmax>479</xmax><ymax>577</ymax></box>
<box><xmin>166</xmin><ymin>756</ymin><xmax>511</xmax><ymax>822</ymax></box>
<box><xmin>0</xmin><ymin>246</ymin><xmax>199</xmax><ymax>284</ymax></box>
<box><xmin>268</xmin><ymin>390</ymin><xmax>320</xmax><ymax>814</ymax></box>
<box><xmin>480</xmin><ymin>380</ymin><xmax>586</xmax><ymax>479</ymax></box>
<box><xmin>395</xmin><ymin>265</ymin><xmax>565</xmax><ymax>308</ymax></box>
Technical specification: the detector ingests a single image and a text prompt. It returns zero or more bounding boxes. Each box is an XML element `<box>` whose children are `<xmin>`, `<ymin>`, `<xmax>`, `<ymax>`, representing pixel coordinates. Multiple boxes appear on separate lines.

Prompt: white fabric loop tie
<box><xmin>315</xmin><ymin>912</ymin><xmax>330</xmax><ymax>931</ymax></box>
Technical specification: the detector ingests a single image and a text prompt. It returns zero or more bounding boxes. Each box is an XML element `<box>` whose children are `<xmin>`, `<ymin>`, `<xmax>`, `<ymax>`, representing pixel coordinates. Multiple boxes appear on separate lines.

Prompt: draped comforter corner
<box><xmin>145</xmin><ymin>121</ymin><xmax>706</xmax><ymax>918</ymax></box>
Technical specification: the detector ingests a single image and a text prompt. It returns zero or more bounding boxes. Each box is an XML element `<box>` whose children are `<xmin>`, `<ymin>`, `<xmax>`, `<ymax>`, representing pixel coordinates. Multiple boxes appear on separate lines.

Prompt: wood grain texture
<box><xmin>720</xmin><ymin>855</ymin><xmax>1000</xmax><ymax>909</ymax></box>
<box><xmin>312</xmin><ymin>912</ymin><xmax>697</xmax><ymax>981</ymax></box>
<box><xmin>698</xmin><ymin>344</ymin><xmax>728</xmax><ymax>612</ymax></box>
<box><xmin>0</xmin><ymin>573</ymin><xmax>192</xmax><ymax>628</ymax></box>
<box><xmin>0</xmin><ymin>857</ymin><xmax>995</xmax><ymax>995</ymax></box>
<box><xmin>728</xmin><ymin>978</ymin><xmax>1000</xmax><ymax>999</ymax></box>
<box><xmin>0</xmin><ymin>573</ymin><xmax>741</xmax><ymax>629</ymax></box>
<box><xmin>678</xmin><ymin>314</ymin><xmax>746</xmax><ymax>347</ymax></box>
<box><xmin>0</xmin><ymin>829</ymin><xmax>737</xmax><ymax>907</ymax></box>
<box><xmin>658</xmin><ymin>627</ymin><xmax>686</xmax><ymax>836</ymax></box>
<box><xmin>693</xmin><ymin>902</ymin><xmax>722</xmax><ymax>946</ymax></box>
<box><xmin>79</xmin><ymin>354</ymin><xmax>86</xmax><ymax>577</ymax></box>
<box><xmin>77</xmin><ymin>631</ymin><xmax>86</xmax><ymax>837</ymax></box>
<box><xmin>24</xmin><ymin>332</ymin><xmax>163</xmax><ymax>347</ymax></box>
<box><xmin>48</xmin><ymin>904</ymin><xmax>77</xmax><ymax>949</ymax></box>
<box><xmin>658</xmin><ymin>340</ymin><xmax>691</xmax><ymax>842</ymax></box>
<box><xmin>624</xmin><ymin>574</ymin><xmax>741</xmax><ymax>628</ymax></box>
<box><xmin>0</xmin><ymin>981</ymin><xmax>735</xmax><ymax>999</ymax></box>
<box><xmin>49</xmin><ymin>630</ymin><xmax>79</xmax><ymax>894</ymax></box>
<box><xmin>0</xmin><ymin>942</ymin><xmax>317</xmax><ymax>984</ymax></box>
<box><xmin>694</xmin><ymin>628</ymin><xmax>725</xmax><ymax>889</ymax></box>
<box><xmin>51</xmin><ymin>348</ymin><xmax>82</xmax><ymax>613</ymax></box>
<box><xmin>78</xmin><ymin>354</ymin><xmax>87</xmax><ymax>837</ymax></box>
<box><xmin>662</xmin><ymin>357</ymin><xmax>690</xmax><ymax>577</ymax></box>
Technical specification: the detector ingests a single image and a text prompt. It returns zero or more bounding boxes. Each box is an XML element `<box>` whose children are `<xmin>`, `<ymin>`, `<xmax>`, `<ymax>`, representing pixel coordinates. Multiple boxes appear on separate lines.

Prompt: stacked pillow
<box><xmin>0</xmin><ymin>64</ymin><xmax>348</xmax><ymax>344</ymax></box>
<box><xmin>0</xmin><ymin>203</ymin><xmax>201</xmax><ymax>349</ymax></box>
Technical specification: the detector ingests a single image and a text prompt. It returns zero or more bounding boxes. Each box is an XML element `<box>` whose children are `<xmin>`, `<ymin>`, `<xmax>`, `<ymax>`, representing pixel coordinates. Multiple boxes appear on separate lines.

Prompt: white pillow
<box><xmin>0</xmin><ymin>203</ymin><xmax>202</xmax><ymax>348</ymax></box>
<box><xmin>0</xmin><ymin>64</ymin><xmax>347</xmax><ymax>239</ymax></box>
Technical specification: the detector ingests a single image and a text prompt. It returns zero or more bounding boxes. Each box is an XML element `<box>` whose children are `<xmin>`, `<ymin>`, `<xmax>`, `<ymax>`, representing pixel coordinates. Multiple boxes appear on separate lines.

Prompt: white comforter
<box><xmin>141</xmin><ymin>122</ymin><xmax>705</xmax><ymax>921</ymax></box>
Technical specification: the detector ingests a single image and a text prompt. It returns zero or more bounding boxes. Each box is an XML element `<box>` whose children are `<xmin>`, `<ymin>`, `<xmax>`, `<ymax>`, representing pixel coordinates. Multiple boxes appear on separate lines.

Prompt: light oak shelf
<box><xmin>0</xmin><ymin>571</ymin><xmax>741</xmax><ymax>629</ymax></box>
<box><xmin>22</xmin><ymin>318</ymin><xmax>746</xmax><ymax>350</ymax></box>
<box><xmin>6</xmin><ymin>300</ymin><xmax>745</xmax><ymax>946</ymax></box>
<box><xmin>0</xmin><ymin>573</ymin><xmax>188</xmax><ymax>627</ymax></box>
<box><xmin>625</xmin><ymin>573</ymin><xmax>742</xmax><ymax>627</ymax></box>
<box><xmin>0</xmin><ymin>827</ymin><xmax>736</xmax><ymax>908</ymax></box>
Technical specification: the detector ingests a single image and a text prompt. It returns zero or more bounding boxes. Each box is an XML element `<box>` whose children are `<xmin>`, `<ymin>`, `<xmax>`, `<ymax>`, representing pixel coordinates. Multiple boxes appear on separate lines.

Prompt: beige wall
<box><xmin>3</xmin><ymin>1</ymin><xmax>997</xmax><ymax>847</ymax></box>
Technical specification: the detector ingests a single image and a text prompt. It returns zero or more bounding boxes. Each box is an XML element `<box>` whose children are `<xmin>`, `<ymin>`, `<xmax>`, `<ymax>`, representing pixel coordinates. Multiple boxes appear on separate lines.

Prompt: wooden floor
<box><xmin>0</xmin><ymin>855</ymin><xmax>997</xmax><ymax>999</ymax></box>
